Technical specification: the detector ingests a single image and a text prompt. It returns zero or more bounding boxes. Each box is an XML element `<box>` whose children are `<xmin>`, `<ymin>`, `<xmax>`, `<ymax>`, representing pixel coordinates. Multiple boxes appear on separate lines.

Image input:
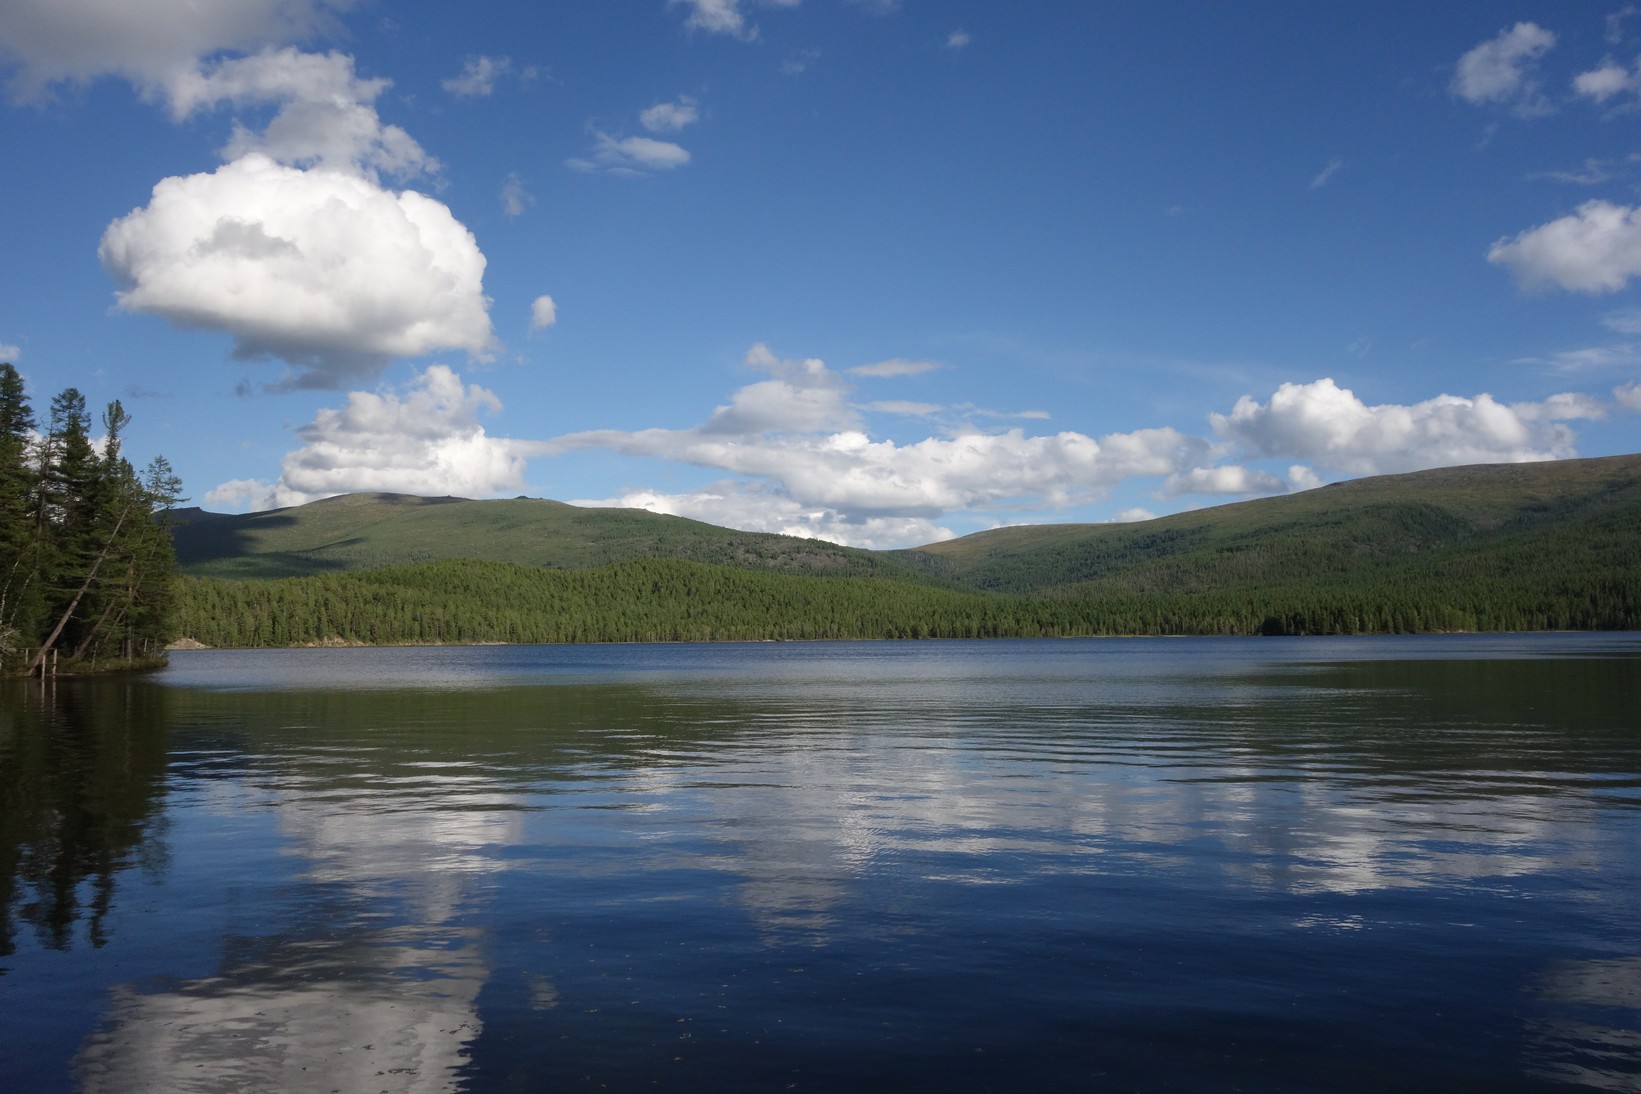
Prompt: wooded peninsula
<box><xmin>3</xmin><ymin>354</ymin><xmax>1636</xmax><ymax>671</ymax></box>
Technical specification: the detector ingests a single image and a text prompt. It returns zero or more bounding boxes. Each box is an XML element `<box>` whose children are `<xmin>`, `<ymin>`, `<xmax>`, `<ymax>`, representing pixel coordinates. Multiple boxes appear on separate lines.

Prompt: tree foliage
<box><xmin>172</xmin><ymin>536</ymin><xmax>1639</xmax><ymax>649</ymax></box>
<box><xmin>0</xmin><ymin>365</ymin><xmax>179</xmax><ymax>673</ymax></box>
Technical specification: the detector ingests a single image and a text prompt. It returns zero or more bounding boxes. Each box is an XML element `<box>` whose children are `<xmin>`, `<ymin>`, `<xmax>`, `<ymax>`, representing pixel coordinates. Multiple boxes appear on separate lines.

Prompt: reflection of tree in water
<box><xmin>8</xmin><ymin>650</ymin><xmax>1638</xmax><ymax>1089</ymax></box>
<box><xmin>0</xmin><ymin>680</ymin><xmax>171</xmax><ymax>964</ymax></box>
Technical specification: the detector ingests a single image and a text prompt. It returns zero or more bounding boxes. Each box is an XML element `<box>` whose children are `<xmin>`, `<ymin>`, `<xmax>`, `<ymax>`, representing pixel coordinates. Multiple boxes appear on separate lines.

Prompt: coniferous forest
<box><xmin>168</xmin><ymin>548</ymin><xmax>1637</xmax><ymax>648</ymax></box>
<box><xmin>165</xmin><ymin>453</ymin><xmax>1641</xmax><ymax>648</ymax></box>
<box><xmin>6</xmin><ymin>358</ymin><xmax>1637</xmax><ymax>661</ymax></box>
<box><xmin>0</xmin><ymin>364</ymin><xmax>181</xmax><ymax>674</ymax></box>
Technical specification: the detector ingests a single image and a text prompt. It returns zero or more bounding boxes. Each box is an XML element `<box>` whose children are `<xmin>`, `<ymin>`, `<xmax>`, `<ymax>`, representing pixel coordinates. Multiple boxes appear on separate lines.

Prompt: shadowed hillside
<box><xmin>168</xmin><ymin>492</ymin><xmax>935</xmax><ymax>583</ymax></box>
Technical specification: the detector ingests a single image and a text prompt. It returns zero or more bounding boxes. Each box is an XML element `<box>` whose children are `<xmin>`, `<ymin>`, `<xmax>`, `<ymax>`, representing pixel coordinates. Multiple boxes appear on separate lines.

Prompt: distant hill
<box><xmin>167</xmin><ymin>492</ymin><xmax>934</xmax><ymax>583</ymax></box>
<box><xmin>895</xmin><ymin>454</ymin><xmax>1641</xmax><ymax>598</ymax></box>
<box><xmin>168</xmin><ymin>455</ymin><xmax>1641</xmax><ymax>642</ymax></box>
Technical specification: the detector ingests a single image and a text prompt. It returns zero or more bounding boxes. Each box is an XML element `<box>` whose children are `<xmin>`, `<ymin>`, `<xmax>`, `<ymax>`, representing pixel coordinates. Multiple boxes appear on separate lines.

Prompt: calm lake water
<box><xmin>2</xmin><ymin>635</ymin><xmax>1639</xmax><ymax>1092</ymax></box>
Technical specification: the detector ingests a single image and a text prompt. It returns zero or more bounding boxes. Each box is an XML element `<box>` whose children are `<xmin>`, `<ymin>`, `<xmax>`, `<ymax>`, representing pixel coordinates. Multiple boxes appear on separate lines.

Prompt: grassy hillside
<box><xmin>168</xmin><ymin>492</ymin><xmax>934</xmax><ymax>583</ymax></box>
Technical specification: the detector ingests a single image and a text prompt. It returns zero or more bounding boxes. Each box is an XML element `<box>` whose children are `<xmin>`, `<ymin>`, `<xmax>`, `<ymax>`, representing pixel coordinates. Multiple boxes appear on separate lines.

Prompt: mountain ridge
<box><xmin>167</xmin><ymin>454</ymin><xmax>1641</xmax><ymax>642</ymax></box>
<box><xmin>170</xmin><ymin>454</ymin><xmax>1641</xmax><ymax>589</ymax></box>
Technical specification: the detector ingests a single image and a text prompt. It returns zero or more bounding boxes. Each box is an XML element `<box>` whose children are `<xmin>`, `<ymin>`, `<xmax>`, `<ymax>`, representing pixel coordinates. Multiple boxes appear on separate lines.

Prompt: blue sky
<box><xmin>1</xmin><ymin>1</ymin><xmax>1638</xmax><ymax>547</ymax></box>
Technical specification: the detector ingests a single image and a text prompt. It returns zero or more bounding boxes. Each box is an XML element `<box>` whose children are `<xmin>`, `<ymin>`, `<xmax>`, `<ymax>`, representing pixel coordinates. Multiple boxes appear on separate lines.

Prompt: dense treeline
<box><xmin>174</xmin><ymin>559</ymin><xmax>1071</xmax><ymax>645</ymax></box>
<box><xmin>0</xmin><ymin>364</ymin><xmax>181</xmax><ymax>674</ymax></box>
<box><xmin>1045</xmin><ymin>496</ymin><xmax>1641</xmax><ymax>634</ymax></box>
<box><xmin>172</xmin><ymin>534</ymin><xmax>1640</xmax><ymax>648</ymax></box>
<box><xmin>161</xmin><ymin>452</ymin><xmax>1640</xmax><ymax>646</ymax></box>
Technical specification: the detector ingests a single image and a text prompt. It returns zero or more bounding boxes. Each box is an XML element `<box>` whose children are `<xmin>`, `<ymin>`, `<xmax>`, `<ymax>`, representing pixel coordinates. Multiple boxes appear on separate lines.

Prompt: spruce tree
<box><xmin>0</xmin><ymin>364</ymin><xmax>39</xmax><ymax>658</ymax></box>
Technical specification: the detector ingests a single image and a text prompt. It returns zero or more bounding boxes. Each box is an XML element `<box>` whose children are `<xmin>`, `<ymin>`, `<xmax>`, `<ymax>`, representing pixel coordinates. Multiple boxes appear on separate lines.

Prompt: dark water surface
<box><xmin>2</xmin><ymin>635</ymin><xmax>1639</xmax><ymax>1091</ymax></box>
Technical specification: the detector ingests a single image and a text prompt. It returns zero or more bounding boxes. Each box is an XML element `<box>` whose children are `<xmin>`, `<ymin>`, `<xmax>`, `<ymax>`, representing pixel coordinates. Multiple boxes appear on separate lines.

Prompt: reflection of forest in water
<box><xmin>2</xmin><ymin>678</ymin><xmax>748</xmax><ymax>1092</ymax></box>
<box><xmin>1</xmin><ymin>642</ymin><xmax>1639</xmax><ymax>1091</ymax></box>
<box><xmin>0</xmin><ymin>680</ymin><xmax>172</xmax><ymax>964</ymax></box>
<box><xmin>0</xmin><ymin>675</ymin><xmax>761</xmax><ymax>968</ymax></box>
<box><xmin>5</xmin><ymin>651</ymin><xmax>1641</xmax><ymax>964</ymax></box>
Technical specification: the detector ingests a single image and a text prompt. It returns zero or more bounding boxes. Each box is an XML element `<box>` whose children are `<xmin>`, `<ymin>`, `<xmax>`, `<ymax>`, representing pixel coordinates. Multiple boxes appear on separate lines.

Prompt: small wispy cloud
<box><xmin>568</xmin><ymin>132</ymin><xmax>691</xmax><ymax>175</ymax></box>
<box><xmin>1531</xmin><ymin>157</ymin><xmax>1613</xmax><ymax>185</ymax></box>
<box><xmin>864</xmin><ymin>400</ymin><xmax>942</xmax><ymax>416</ymax></box>
<box><xmin>1525</xmin><ymin>342</ymin><xmax>1641</xmax><ymax>372</ymax></box>
<box><xmin>1451</xmin><ymin>22</ymin><xmax>1557</xmax><ymax>116</ymax></box>
<box><xmin>530</xmin><ymin>295</ymin><xmax>557</xmax><ymax>331</ymax></box>
<box><xmin>671</xmin><ymin>0</ymin><xmax>799</xmax><ymax>42</ymax></box>
<box><xmin>950</xmin><ymin>403</ymin><xmax>1051</xmax><ymax>422</ymax></box>
<box><xmin>500</xmin><ymin>172</ymin><xmax>531</xmax><ymax>216</ymax></box>
<box><xmin>782</xmin><ymin>49</ymin><xmax>821</xmax><ymax>76</ymax></box>
<box><xmin>1609</xmin><ymin>5</ymin><xmax>1640</xmax><ymax>45</ymax></box>
<box><xmin>1603</xmin><ymin>306</ymin><xmax>1641</xmax><ymax>333</ymax></box>
<box><xmin>1309</xmin><ymin>156</ymin><xmax>1344</xmax><ymax>190</ymax></box>
<box><xmin>848</xmin><ymin>357</ymin><xmax>944</xmax><ymax>378</ymax></box>
<box><xmin>946</xmin><ymin>28</ymin><xmax>972</xmax><ymax>52</ymax></box>
<box><xmin>641</xmin><ymin>95</ymin><xmax>700</xmax><ymax>133</ymax></box>
<box><xmin>442</xmin><ymin>55</ymin><xmax>535</xmax><ymax>98</ymax></box>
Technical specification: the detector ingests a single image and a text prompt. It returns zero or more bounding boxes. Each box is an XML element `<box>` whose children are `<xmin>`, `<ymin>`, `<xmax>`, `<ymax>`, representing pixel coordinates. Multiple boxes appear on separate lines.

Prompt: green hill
<box><xmin>168</xmin><ymin>455</ymin><xmax>1641</xmax><ymax>644</ymax></box>
<box><xmin>896</xmin><ymin>454</ymin><xmax>1641</xmax><ymax>593</ymax></box>
<box><xmin>168</xmin><ymin>492</ymin><xmax>933</xmax><ymax>583</ymax></box>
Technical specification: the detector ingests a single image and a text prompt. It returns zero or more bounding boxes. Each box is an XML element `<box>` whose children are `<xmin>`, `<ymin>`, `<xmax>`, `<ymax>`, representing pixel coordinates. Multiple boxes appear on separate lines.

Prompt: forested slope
<box><xmin>174</xmin><ymin>559</ymin><xmax>1075</xmax><ymax>646</ymax></box>
<box><xmin>897</xmin><ymin>455</ymin><xmax>1641</xmax><ymax>596</ymax></box>
<box><xmin>168</xmin><ymin>454</ymin><xmax>1641</xmax><ymax>646</ymax></box>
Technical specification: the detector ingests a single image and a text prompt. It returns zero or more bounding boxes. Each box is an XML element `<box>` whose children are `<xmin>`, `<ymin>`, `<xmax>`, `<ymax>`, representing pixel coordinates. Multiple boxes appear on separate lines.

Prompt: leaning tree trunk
<box><xmin>28</xmin><ymin>503</ymin><xmax>129</xmax><ymax>675</ymax></box>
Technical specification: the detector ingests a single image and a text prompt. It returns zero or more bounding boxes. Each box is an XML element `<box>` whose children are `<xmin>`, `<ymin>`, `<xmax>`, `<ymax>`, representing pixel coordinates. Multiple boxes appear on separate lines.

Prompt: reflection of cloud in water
<box><xmin>75</xmin><ymin>926</ymin><xmax>485</xmax><ymax>1094</ymax></box>
<box><xmin>61</xmin><ymin>656</ymin><xmax>1636</xmax><ymax>1085</ymax></box>
<box><xmin>1542</xmin><ymin>957</ymin><xmax>1641</xmax><ymax>1010</ymax></box>
<box><xmin>1526</xmin><ymin>957</ymin><xmax>1641</xmax><ymax>1092</ymax></box>
<box><xmin>75</xmin><ymin>767</ymin><xmax>524</xmax><ymax>1092</ymax></box>
<box><xmin>273</xmin><ymin>776</ymin><xmax>523</xmax><ymax>923</ymax></box>
<box><xmin>611</xmin><ymin>710</ymin><xmax>1620</xmax><ymax>941</ymax></box>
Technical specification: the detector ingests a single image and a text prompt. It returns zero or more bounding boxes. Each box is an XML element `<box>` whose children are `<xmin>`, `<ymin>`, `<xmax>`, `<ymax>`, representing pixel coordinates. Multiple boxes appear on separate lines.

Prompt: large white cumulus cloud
<box><xmin>206</xmin><ymin>365</ymin><xmax>527</xmax><ymax>509</ymax></box>
<box><xmin>1211</xmin><ymin>378</ymin><xmax>1585</xmax><ymax>475</ymax></box>
<box><xmin>5</xmin><ymin>2</ymin><xmax>495</xmax><ymax>386</ymax></box>
<box><xmin>99</xmin><ymin>154</ymin><xmax>493</xmax><ymax>388</ymax></box>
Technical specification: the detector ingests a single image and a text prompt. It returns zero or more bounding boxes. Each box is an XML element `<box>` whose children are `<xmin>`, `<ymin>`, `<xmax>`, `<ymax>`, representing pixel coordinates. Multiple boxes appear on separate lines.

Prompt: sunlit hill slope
<box><xmin>167</xmin><ymin>454</ymin><xmax>1641</xmax><ymax>642</ymax></box>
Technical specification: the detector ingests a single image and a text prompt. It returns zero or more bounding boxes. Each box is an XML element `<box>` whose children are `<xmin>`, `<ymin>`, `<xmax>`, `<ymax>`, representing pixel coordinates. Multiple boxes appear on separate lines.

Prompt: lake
<box><xmin>2</xmin><ymin>635</ymin><xmax>1639</xmax><ymax>1091</ymax></box>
